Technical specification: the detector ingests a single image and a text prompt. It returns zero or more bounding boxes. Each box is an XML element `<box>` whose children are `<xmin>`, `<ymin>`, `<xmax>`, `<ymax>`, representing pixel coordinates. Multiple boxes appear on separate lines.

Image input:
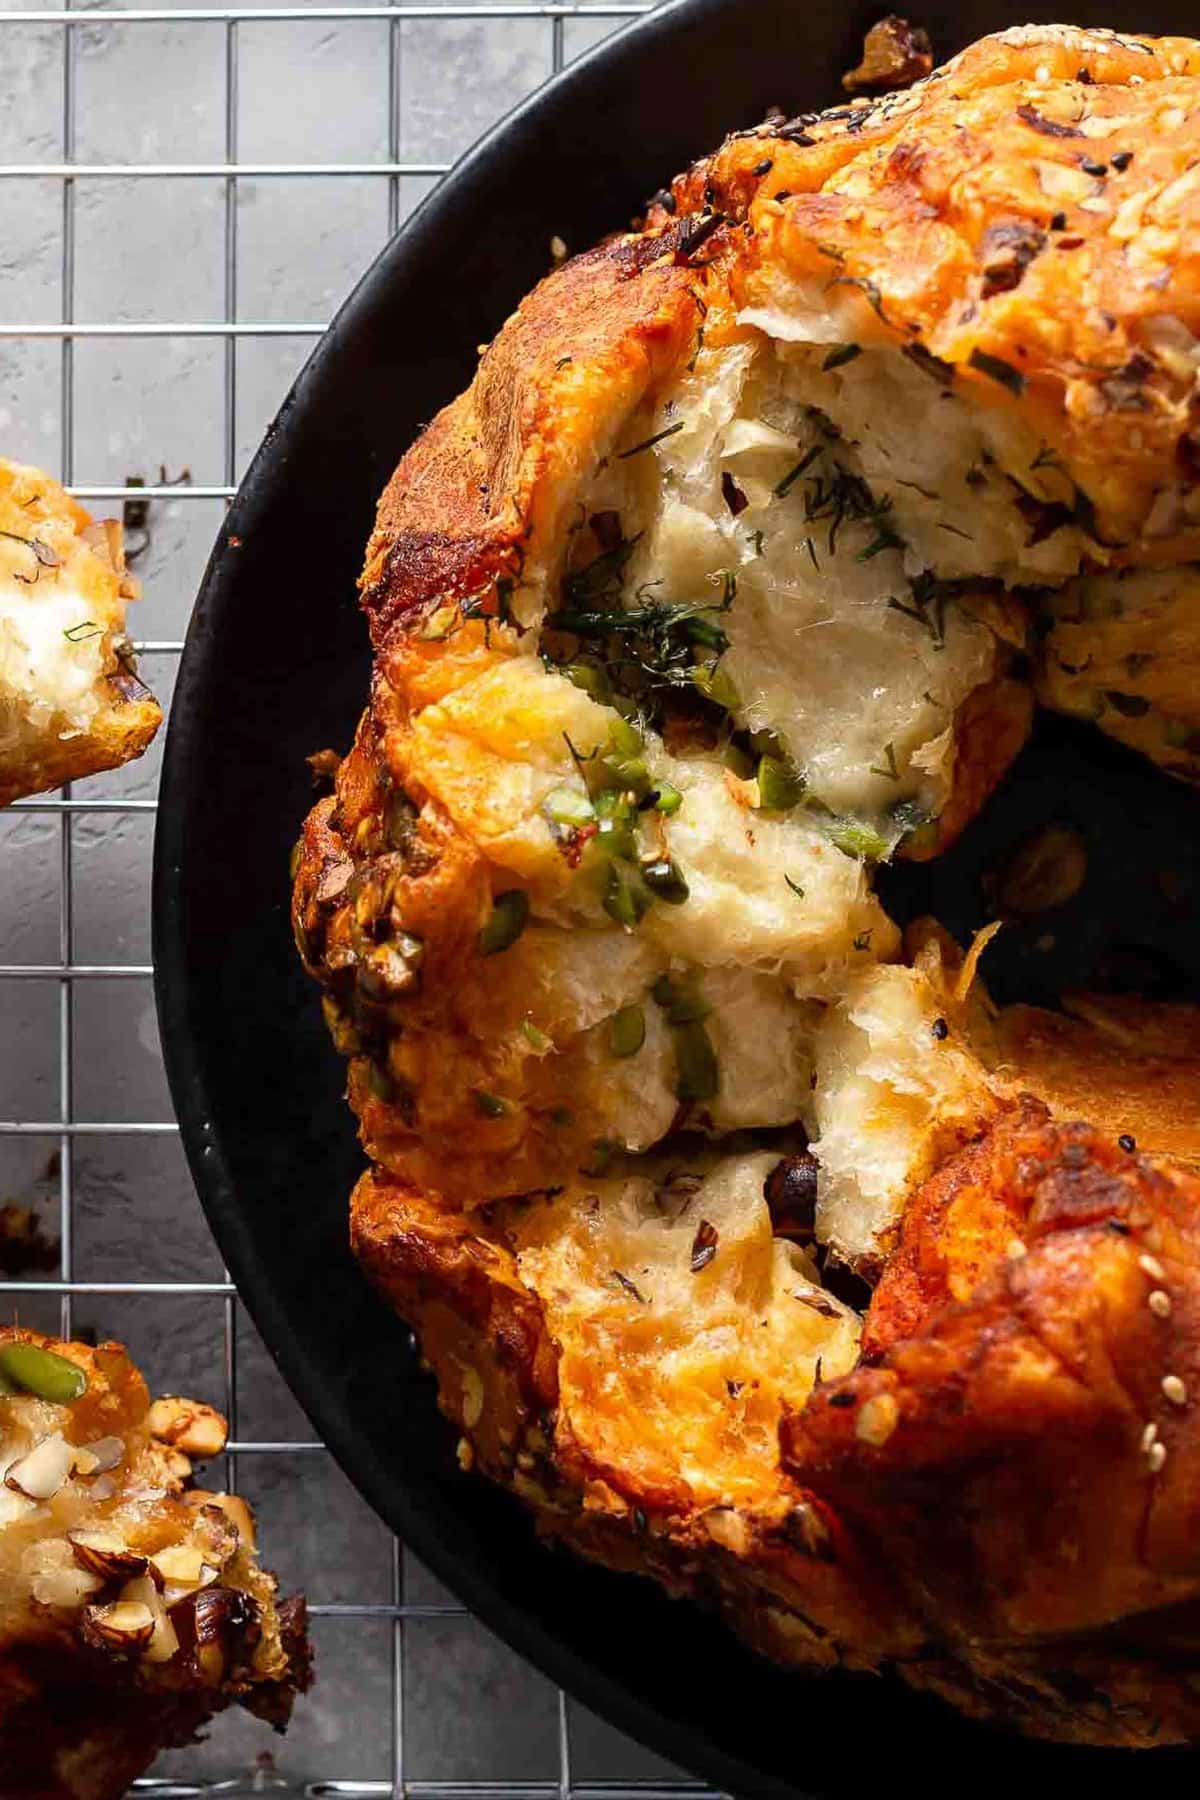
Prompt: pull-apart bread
<box><xmin>294</xmin><ymin>24</ymin><xmax>1200</xmax><ymax>1747</ymax></box>
<box><xmin>0</xmin><ymin>1329</ymin><xmax>309</xmax><ymax>1798</ymax></box>
<box><xmin>0</xmin><ymin>460</ymin><xmax>160</xmax><ymax>806</ymax></box>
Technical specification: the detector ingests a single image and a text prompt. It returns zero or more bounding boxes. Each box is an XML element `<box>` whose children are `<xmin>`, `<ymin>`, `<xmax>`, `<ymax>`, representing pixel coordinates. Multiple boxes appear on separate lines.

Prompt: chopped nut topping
<box><xmin>1148</xmin><ymin>1440</ymin><xmax>1168</xmax><ymax>1474</ymax></box>
<box><xmin>150</xmin><ymin>1542</ymin><xmax>219</xmax><ymax>1590</ymax></box>
<box><xmin>5</xmin><ymin>1431</ymin><xmax>74</xmax><ymax>1500</ymax></box>
<box><xmin>68</xmin><ymin>1531</ymin><xmax>149</xmax><ymax>1584</ymax></box>
<box><xmin>81</xmin><ymin>1598</ymin><xmax>156</xmax><ymax>1653</ymax></box>
<box><xmin>1139</xmin><ymin>1253</ymin><xmax>1167</xmax><ymax>1282</ymax></box>
<box><xmin>147</xmin><ymin>1395</ymin><xmax>228</xmax><ymax>1459</ymax></box>
<box><xmin>1162</xmin><ymin>1374</ymin><xmax>1188</xmax><ymax>1407</ymax></box>
<box><xmin>80</xmin><ymin>1435</ymin><xmax>125</xmax><ymax>1474</ymax></box>
<box><xmin>1149</xmin><ymin>1289</ymin><xmax>1172</xmax><ymax>1319</ymax></box>
<box><xmin>185</xmin><ymin>1488</ymin><xmax>257</xmax><ymax>1552</ymax></box>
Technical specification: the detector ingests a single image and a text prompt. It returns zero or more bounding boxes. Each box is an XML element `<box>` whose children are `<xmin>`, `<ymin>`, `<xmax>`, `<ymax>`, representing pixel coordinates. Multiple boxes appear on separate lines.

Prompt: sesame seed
<box><xmin>1081</xmin><ymin>157</ymin><xmax>1108</xmax><ymax>177</ymax></box>
<box><xmin>1149</xmin><ymin>1289</ymin><xmax>1172</xmax><ymax>1319</ymax></box>
<box><xmin>1139</xmin><ymin>1253</ymin><xmax>1166</xmax><ymax>1282</ymax></box>
<box><xmin>931</xmin><ymin>1016</ymin><xmax>949</xmax><ymax>1041</ymax></box>
<box><xmin>1049</xmin><ymin>210</ymin><xmax>1067</xmax><ymax>231</ymax></box>
<box><xmin>1006</xmin><ymin>1238</ymin><xmax>1028</xmax><ymax>1261</ymax></box>
<box><xmin>1163</xmin><ymin>1374</ymin><xmax>1188</xmax><ymax>1406</ymax></box>
<box><xmin>1111</xmin><ymin>150</ymin><xmax>1133</xmax><ymax>171</ymax></box>
<box><xmin>1141</xmin><ymin>1421</ymin><xmax>1158</xmax><ymax>1452</ymax></box>
<box><xmin>1148</xmin><ymin>1440</ymin><xmax>1167</xmax><ymax>1473</ymax></box>
<box><xmin>1118</xmin><ymin>1133</ymin><xmax>1136</xmax><ymax>1152</ymax></box>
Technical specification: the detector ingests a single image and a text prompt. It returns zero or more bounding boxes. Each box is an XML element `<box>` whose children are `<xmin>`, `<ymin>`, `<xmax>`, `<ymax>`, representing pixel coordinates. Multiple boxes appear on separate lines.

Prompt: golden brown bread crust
<box><xmin>670</xmin><ymin>24</ymin><xmax>1200</xmax><ymax>561</ymax></box>
<box><xmin>361</xmin><ymin>225</ymin><xmax>701</xmax><ymax>653</ymax></box>
<box><xmin>353</xmin><ymin>1110</ymin><xmax>1200</xmax><ymax>1747</ymax></box>
<box><xmin>296</xmin><ymin>22</ymin><xmax>1200</xmax><ymax>1751</ymax></box>
<box><xmin>0</xmin><ymin>1329</ymin><xmax>309</xmax><ymax>1800</ymax></box>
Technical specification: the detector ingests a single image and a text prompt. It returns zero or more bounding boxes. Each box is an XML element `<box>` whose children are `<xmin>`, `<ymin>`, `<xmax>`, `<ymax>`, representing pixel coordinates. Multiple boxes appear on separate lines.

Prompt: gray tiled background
<box><xmin>0</xmin><ymin>1</ymin><xmax>701</xmax><ymax>1790</ymax></box>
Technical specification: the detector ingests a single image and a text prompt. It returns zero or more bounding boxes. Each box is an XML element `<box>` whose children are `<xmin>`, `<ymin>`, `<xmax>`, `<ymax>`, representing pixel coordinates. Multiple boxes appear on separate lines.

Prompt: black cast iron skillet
<box><xmin>154</xmin><ymin>3</ymin><xmax>1200</xmax><ymax>1792</ymax></box>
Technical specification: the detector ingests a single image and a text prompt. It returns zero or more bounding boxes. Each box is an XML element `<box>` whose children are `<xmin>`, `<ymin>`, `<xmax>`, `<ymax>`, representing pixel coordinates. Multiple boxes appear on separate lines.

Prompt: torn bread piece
<box><xmin>813</xmin><ymin>919</ymin><xmax>1200</xmax><ymax>1272</ymax></box>
<box><xmin>0</xmin><ymin>1328</ymin><xmax>309</xmax><ymax>1800</ymax></box>
<box><xmin>0</xmin><ymin>459</ymin><xmax>160</xmax><ymax>806</ymax></box>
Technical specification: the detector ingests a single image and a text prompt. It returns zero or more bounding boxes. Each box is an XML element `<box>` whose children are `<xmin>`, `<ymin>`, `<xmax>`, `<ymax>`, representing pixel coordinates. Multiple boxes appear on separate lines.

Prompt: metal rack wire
<box><xmin>0</xmin><ymin>2</ymin><xmax>725</xmax><ymax>1793</ymax></box>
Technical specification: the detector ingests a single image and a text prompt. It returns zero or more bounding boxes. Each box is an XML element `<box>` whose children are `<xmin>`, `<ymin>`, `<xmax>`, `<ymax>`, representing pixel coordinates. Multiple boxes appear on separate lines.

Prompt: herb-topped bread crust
<box><xmin>295</xmin><ymin>23</ymin><xmax>1200</xmax><ymax>1748</ymax></box>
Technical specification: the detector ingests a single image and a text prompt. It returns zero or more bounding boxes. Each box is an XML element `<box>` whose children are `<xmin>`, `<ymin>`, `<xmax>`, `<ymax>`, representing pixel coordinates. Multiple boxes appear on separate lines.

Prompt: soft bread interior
<box><xmin>0</xmin><ymin>459</ymin><xmax>159</xmax><ymax>806</ymax></box>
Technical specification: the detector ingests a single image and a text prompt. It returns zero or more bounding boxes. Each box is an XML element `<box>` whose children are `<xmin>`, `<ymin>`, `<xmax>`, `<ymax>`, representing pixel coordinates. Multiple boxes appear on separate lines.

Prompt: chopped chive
<box><xmin>63</xmin><ymin>621</ymin><xmax>102</xmax><ymax>643</ymax></box>
<box><xmin>826</xmin><ymin>273</ymin><xmax>889</xmax><ymax>322</ymax></box>
<box><xmin>967</xmin><ymin>347</ymin><xmax>1026</xmax><ymax>395</ymax></box>
<box><xmin>785</xmin><ymin>874</ymin><xmax>805</xmax><ymax>899</ymax></box>
<box><xmin>618</xmin><ymin>420</ymin><xmax>685</xmax><ymax>459</ymax></box>
<box><xmin>774</xmin><ymin>444</ymin><xmax>821</xmax><ymax>499</ymax></box>
<box><xmin>856</xmin><ymin>528</ymin><xmax>902</xmax><ymax>562</ymax></box>
<box><xmin>653</xmin><ymin>781</ymin><xmax>683</xmax><ymax>815</ymax></box>
<box><xmin>609</xmin><ymin>1003</ymin><xmax>646</xmax><ymax>1058</ymax></box>
<box><xmin>477</xmin><ymin>889</ymin><xmax>529</xmax><ymax>955</ymax></box>
<box><xmin>869</xmin><ymin>741</ymin><xmax>900</xmax><ymax>781</ymax></box>
<box><xmin>611</xmin><ymin>1268</ymin><xmax>648</xmax><ymax>1303</ymax></box>
<box><xmin>822</xmin><ymin>343</ymin><xmax>861</xmax><ymax>371</ymax></box>
<box><xmin>521</xmin><ymin>1017</ymin><xmax>552</xmax><ymax>1051</ymax></box>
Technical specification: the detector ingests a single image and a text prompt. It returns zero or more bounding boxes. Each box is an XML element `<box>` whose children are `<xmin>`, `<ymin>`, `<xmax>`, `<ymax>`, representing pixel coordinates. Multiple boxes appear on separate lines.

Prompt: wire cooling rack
<box><xmin>0</xmin><ymin>2</ymin><xmax>725</xmax><ymax>1792</ymax></box>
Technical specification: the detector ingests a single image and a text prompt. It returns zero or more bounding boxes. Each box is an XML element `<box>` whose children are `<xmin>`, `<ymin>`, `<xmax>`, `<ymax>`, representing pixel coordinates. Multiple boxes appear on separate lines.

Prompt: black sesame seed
<box><xmin>931</xmin><ymin>1017</ymin><xmax>949</xmax><ymax>1041</ymax></box>
<box><xmin>752</xmin><ymin>158</ymin><xmax>774</xmax><ymax>177</ymax></box>
<box><xmin>1081</xmin><ymin>158</ymin><xmax>1108</xmax><ymax>177</ymax></box>
<box><xmin>1050</xmin><ymin>210</ymin><xmax>1067</xmax><ymax>230</ymax></box>
<box><xmin>1119</xmin><ymin>1133</ymin><xmax>1137</xmax><ymax>1153</ymax></box>
<box><xmin>827</xmin><ymin>1392</ymin><xmax>856</xmax><ymax>1409</ymax></box>
<box><xmin>1110</xmin><ymin>150</ymin><xmax>1133</xmax><ymax>171</ymax></box>
<box><xmin>1107</xmin><ymin>1218</ymin><xmax>1132</xmax><ymax>1236</ymax></box>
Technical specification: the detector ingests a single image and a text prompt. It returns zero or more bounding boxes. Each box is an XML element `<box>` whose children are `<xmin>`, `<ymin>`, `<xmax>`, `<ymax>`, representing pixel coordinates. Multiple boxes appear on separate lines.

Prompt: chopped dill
<box><xmin>618</xmin><ymin>420</ymin><xmax>685</xmax><ymax>459</ymax></box>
